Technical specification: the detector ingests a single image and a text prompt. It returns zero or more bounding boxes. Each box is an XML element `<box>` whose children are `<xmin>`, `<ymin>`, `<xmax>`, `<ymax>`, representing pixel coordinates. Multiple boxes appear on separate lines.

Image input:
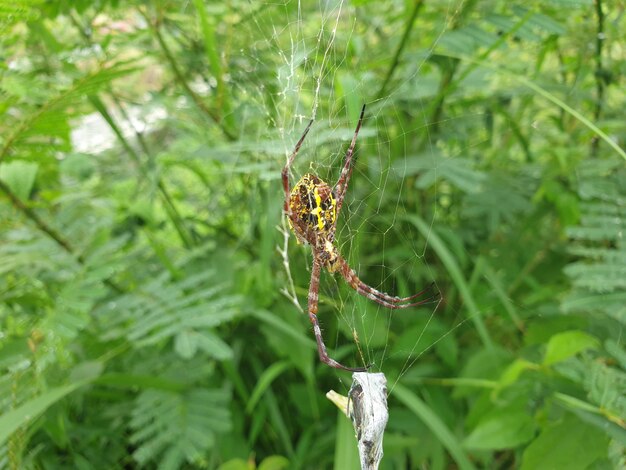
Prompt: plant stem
<box><xmin>139</xmin><ymin>8</ymin><xmax>236</xmax><ymax>141</ymax></box>
<box><xmin>423</xmin><ymin>6</ymin><xmax>530</xmax><ymax>144</ymax></box>
<box><xmin>591</xmin><ymin>0</ymin><xmax>605</xmax><ymax>157</ymax></box>
<box><xmin>191</xmin><ymin>0</ymin><xmax>235</xmax><ymax>132</ymax></box>
<box><xmin>496</xmin><ymin>102</ymin><xmax>532</xmax><ymax>161</ymax></box>
<box><xmin>88</xmin><ymin>95</ymin><xmax>194</xmax><ymax>249</ymax></box>
<box><xmin>376</xmin><ymin>0</ymin><xmax>424</xmax><ymax>100</ymax></box>
<box><xmin>67</xmin><ymin>12</ymin><xmax>193</xmax><ymax>250</ymax></box>
<box><xmin>0</xmin><ymin>180</ymin><xmax>123</xmax><ymax>293</ymax></box>
<box><xmin>0</xmin><ymin>180</ymin><xmax>77</xmax><ymax>257</ymax></box>
<box><xmin>0</xmin><ymin>75</ymin><xmax>88</xmax><ymax>163</ymax></box>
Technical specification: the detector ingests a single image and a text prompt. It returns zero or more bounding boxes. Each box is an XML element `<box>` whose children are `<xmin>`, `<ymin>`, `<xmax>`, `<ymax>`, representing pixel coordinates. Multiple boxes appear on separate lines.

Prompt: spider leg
<box><xmin>309</xmin><ymin>258</ymin><xmax>368</xmax><ymax>372</ymax></box>
<box><xmin>337</xmin><ymin>256</ymin><xmax>440</xmax><ymax>309</ymax></box>
<box><xmin>282</xmin><ymin>118</ymin><xmax>314</xmax><ymax>213</ymax></box>
<box><xmin>334</xmin><ymin>104</ymin><xmax>367</xmax><ymax>220</ymax></box>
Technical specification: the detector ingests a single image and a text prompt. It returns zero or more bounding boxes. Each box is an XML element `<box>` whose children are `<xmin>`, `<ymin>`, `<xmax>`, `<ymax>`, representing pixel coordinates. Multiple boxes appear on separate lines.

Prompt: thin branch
<box><xmin>67</xmin><ymin>12</ymin><xmax>193</xmax><ymax>250</ymax></box>
<box><xmin>376</xmin><ymin>0</ymin><xmax>425</xmax><ymax>100</ymax></box>
<box><xmin>428</xmin><ymin>60</ymin><xmax>459</xmax><ymax>136</ymax></box>
<box><xmin>0</xmin><ymin>179</ymin><xmax>123</xmax><ymax>293</ymax></box>
<box><xmin>496</xmin><ymin>101</ymin><xmax>532</xmax><ymax>161</ymax></box>
<box><xmin>421</xmin><ymin>8</ymin><xmax>531</xmax><ymax>145</ymax></box>
<box><xmin>107</xmin><ymin>93</ymin><xmax>195</xmax><ymax>248</ymax></box>
<box><xmin>191</xmin><ymin>0</ymin><xmax>235</xmax><ymax>131</ymax></box>
<box><xmin>138</xmin><ymin>8</ymin><xmax>236</xmax><ymax>141</ymax></box>
<box><xmin>0</xmin><ymin>72</ymin><xmax>96</xmax><ymax>164</ymax></box>
<box><xmin>591</xmin><ymin>0</ymin><xmax>605</xmax><ymax>157</ymax></box>
<box><xmin>0</xmin><ymin>179</ymin><xmax>78</xmax><ymax>257</ymax></box>
<box><xmin>88</xmin><ymin>95</ymin><xmax>194</xmax><ymax>249</ymax></box>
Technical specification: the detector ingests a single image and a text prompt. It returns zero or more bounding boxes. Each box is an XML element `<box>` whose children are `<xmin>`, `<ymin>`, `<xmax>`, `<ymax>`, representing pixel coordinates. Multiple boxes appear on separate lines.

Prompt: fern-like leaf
<box><xmin>562</xmin><ymin>165</ymin><xmax>626</xmax><ymax>326</ymax></box>
<box><xmin>100</xmin><ymin>269</ymin><xmax>240</xmax><ymax>360</ymax></box>
<box><xmin>130</xmin><ymin>388</ymin><xmax>231</xmax><ymax>469</ymax></box>
<box><xmin>1</xmin><ymin>64</ymin><xmax>138</xmax><ymax>158</ymax></box>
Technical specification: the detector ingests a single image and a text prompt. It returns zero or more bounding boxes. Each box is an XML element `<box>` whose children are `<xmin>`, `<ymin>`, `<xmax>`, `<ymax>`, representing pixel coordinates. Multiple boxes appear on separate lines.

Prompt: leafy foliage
<box><xmin>99</xmin><ymin>269</ymin><xmax>241</xmax><ymax>359</ymax></box>
<box><xmin>131</xmin><ymin>388</ymin><xmax>231</xmax><ymax>469</ymax></box>
<box><xmin>0</xmin><ymin>0</ymin><xmax>625</xmax><ymax>469</ymax></box>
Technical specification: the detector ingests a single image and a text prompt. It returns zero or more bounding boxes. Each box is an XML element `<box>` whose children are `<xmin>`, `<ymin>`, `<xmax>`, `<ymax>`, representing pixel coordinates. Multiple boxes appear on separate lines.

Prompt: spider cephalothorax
<box><xmin>282</xmin><ymin>105</ymin><xmax>439</xmax><ymax>372</ymax></box>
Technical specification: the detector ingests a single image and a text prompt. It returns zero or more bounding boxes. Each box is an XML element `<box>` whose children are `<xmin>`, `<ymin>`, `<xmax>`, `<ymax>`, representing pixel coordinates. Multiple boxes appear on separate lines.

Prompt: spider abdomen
<box><xmin>289</xmin><ymin>173</ymin><xmax>336</xmax><ymax>244</ymax></box>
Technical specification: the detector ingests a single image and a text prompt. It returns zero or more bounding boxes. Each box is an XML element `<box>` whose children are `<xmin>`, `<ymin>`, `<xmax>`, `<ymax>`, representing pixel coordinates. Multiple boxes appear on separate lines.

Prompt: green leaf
<box><xmin>94</xmin><ymin>374</ymin><xmax>186</xmax><ymax>393</ymax></box>
<box><xmin>397</xmin><ymin>154</ymin><xmax>487</xmax><ymax>193</ymax></box>
<box><xmin>333</xmin><ymin>408</ymin><xmax>360</xmax><ymax>470</ymax></box>
<box><xmin>434</xmin><ymin>52</ymin><xmax>626</xmax><ymax>161</ymax></box>
<box><xmin>258</xmin><ymin>456</ymin><xmax>290</xmax><ymax>470</ymax></box>
<box><xmin>585</xmin><ymin>360</ymin><xmax>626</xmax><ymax>422</ymax></box>
<box><xmin>2</xmin><ymin>64</ymin><xmax>138</xmax><ymax>156</ymax></box>
<box><xmin>554</xmin><ymin>393</ymin><xmax>626</xmax><ymax>447</ymax></box>
<box><xmin>246</xmin><ymin>361</ymin><xmax>291</xmax><ymax>414</ymax></box>
<box><xmin>0</xmin><ymin>381</ymin><xmax>89</xmax><ymax>446</ymax></box>
<box><xmin>191</xmin><ymin>0</ymin><xmax>234</xmax><ymax>132</ymax></box>
<box><xmin>543</xmin><ymin>330</ymin><xmax>599</xmax><ymax>365</ymax></box>
<box><xmin>217</xmin><ymin>459</ymin><xmax>252</xmax><ymax>470</ymax></box>
<box><xmin>194</xmin><ymin>330</ymin><xmax>233</xmax><ymax>360</ymax></box>
<box><xmin>335</xmin><ymin>72</ymin><xmax>362</xmax><ymax>119</ymax></box>
<box><xmin>251</xmin><ymin>309</ymin><xmax>316</xmax><ymax>350</ymax></box>
<box><xmin>99</xmin><ymin>270</ymin><xmax>240</xmax><ymax>359</ymax></box>
<box><xmin>538</xmin><ymin>179</ymin><xmax>580</xmax><ymax>226</ymax></box>
<box><xmin>520</xmin><ymin>414</ymin><xmax>609</xmax><ymax>470</ymax></box>
<box><xmin>494</xmin><ymin>359</ymin><xmax>535</xmax><ymax>392</ymax></box>
<box><xmin>545</xmin><ymin>0</ymin><xmax>592</xmax><ymax>5</ymax></box>
<box><xmin>174</xmin><ymin>330</ymin><xmax>197</xmax><ymax>359</ymax></box>
<box><xmin>525</xmin><ymin>12</ymin><xmax>566</xmax><ymax>35</ymax></box>
<box><xmin>0</xmin><ymin>0</ymin><xmax>41</xmax><ymax>26</ymax></box>
<box><xmin>69</xmin><ymin>361</ymin><xmax>104</xmax><ymax>382</ymax></box>
<box><xmin>0</xmin><ymin>160</ymin><xmax>38</xmax><ymax>201</ymax></box>
<box><xmin>130</xmin><ymin>388</ymin><xmax>231</xmax><ymax>468</ymax></box>
<box><xmin>464</xmin><ymin>410</ymin><xmax>535</xmax><ymax>450</ymax></box>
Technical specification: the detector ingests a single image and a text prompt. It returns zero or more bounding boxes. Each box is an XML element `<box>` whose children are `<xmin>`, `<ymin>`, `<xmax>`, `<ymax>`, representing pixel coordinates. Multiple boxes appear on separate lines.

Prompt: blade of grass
<box><xmin>435</xmin><ymin>51</ymin><xmax>626</xmax><ymax>162</ymax></box>
<box><xmin>192</xmin><ymin>0</ymin><xmax>235</xmax><ymax>132</ymax></box>
<box><xmin>0</xmin><ymin>380</ymin><xmax>89</xmax><ymax>446</ymax></box>
<box><xmin>376</xmin><ymin>0</ymin><xmax>425</xmax><ymax>99</ymax></box>
<box><xmin>404</xmin><ymin>214</ymin><xmax>493</xmax><ymax>349</ymax></box>
<box><xmin>249</xmin><ymin>357</ymin><xmax>294</xmax><ymax>458</ymax></box>
<box><xmin>246</xmin><ymin>361</ymin><xmax>291</xmax><ymax>414</ymax></box>
<box><xmin>88</xmin><ymin>95</ymin><xmax>193</xmax><ymax>249</ymax></box>
<box><xmin>513</xmin><ymin>73</ymin><xmax>626</xmax><ymax>161</ymax></box>
<box><xmin>250</xmin><ymin>309</ymin><xmax>317</xmax><ymax>350</ymax></box>
<box><xmin>476</xmin><ymin>256</ymin><xmax>524</xmax><ymax>331</ymax></box>
<box><xmin>138</xmin><ymin>7</ymin><xmax>236</xmax><ymax>141</ymax></box>
<box><xmin>333</xmin><ymin>409</ymin><xmax>360</xmax><ymax>470</ymax></box>
<box><xmin>393</xmin><ymin>384</ymin><xmax>476</xmax><ymax>470</ymax></box>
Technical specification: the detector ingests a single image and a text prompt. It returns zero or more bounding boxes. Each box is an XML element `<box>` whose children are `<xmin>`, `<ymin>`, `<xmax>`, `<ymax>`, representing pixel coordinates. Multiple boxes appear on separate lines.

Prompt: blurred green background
<box><xmin>1</xmin><ymin>1</ymin><xmax>625</xmax><ymax>469</ymax></box>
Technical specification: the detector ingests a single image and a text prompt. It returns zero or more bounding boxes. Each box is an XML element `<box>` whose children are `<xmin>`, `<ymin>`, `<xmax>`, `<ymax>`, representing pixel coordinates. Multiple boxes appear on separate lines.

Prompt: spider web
<box><xmin>241</xmin><ymin>0</ymin><xmax>479</xmax><ymax>386</ymax></box>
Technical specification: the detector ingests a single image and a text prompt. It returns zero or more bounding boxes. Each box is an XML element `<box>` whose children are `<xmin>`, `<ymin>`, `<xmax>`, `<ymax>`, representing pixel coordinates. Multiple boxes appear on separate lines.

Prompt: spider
<box><xmin>282</xmin><ymin>104</ymin><xmax>439</xmax><ymax>372</ymax></box>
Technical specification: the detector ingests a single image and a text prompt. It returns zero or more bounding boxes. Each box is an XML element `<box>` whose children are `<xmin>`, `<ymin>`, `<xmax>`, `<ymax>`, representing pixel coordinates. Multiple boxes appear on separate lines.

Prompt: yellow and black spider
<box><xmin>282</xmin><ymin>104</ymin><xmax>439</xmax><ymax>372</ymax></box>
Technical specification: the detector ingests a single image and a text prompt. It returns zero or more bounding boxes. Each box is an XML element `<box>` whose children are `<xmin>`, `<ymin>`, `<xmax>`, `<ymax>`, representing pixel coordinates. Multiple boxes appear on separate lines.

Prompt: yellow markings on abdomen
<box><xmin>289</xmin><ymin>173</ymin><xmax>336</xmax><ymax>236</ymax></box>
<box><xmin>312</xmin><ymin>187</ymin><xmax>325</xmax><ymax>230</ymax></box>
